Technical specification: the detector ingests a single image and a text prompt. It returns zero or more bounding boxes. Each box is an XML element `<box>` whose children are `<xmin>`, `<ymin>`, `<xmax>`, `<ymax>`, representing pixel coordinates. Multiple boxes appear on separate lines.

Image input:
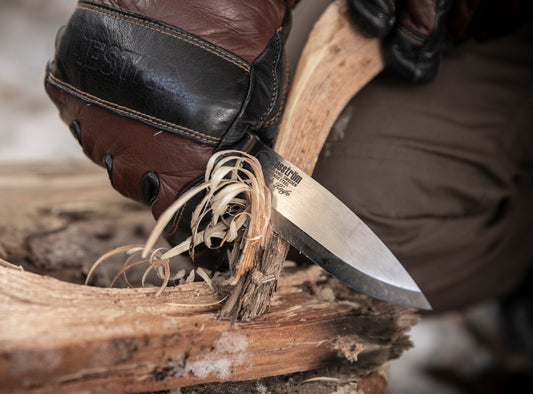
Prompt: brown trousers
<box><xmin>312</xmin><ymin>24</ymin><xmax>533</xmax><ymax>312</ymax></box>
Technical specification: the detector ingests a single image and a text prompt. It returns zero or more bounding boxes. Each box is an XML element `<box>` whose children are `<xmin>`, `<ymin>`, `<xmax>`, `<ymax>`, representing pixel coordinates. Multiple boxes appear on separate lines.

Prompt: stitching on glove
<box><xmin>262</xmin><ymin>58</ymin><xmax>289</xmax><ymax>129</ymax></box>
<box><xmin>397</xmin><ymin>25</ymin><xmax>426</xmax><ymax>46</ymax></box>
<box><xmin>47</xmin><ymin>73</ymin><xmax>221</xmax><ymax>145</ymax></box>
<box><xmin>258</xmin><ymin>28</ymin><xmax>282</xmax><ymax>125</ymax></box>
<box><xmin>263</xmin><ymin>41</ymin><xmax>289</xmax><ymax>129</ymax></box>
<box><xmin>78</xmin><ymin>2</ymin><xmax>251</xmax><ymax>73</ymax></box>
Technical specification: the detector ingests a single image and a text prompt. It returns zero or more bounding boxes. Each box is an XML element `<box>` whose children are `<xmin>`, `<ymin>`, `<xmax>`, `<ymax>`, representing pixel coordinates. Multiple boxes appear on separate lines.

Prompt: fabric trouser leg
<box><xmin>313</xmin><ymin>25</ymin><xmax>533</xmax><ymax>312</ymax></box>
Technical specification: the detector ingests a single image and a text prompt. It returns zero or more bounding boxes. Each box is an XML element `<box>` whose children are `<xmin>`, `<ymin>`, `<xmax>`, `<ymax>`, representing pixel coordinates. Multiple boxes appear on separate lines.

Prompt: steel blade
<box><xmin>252</xmin><ymin>142</ymin><xmax>432</xmax><ymax>310</ymax></box>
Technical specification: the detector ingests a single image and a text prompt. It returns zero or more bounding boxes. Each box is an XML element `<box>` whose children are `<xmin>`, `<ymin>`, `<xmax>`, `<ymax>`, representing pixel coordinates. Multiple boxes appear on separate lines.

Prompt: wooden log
<box><xmin>223</xmin><ymin>0</ymin><xmax>384</xmax><ymax>320</ymax></box>
<box><xmin>0</xmin><ymin>162</ymin><xmax>417</xmax><ymax>393</ymax></box>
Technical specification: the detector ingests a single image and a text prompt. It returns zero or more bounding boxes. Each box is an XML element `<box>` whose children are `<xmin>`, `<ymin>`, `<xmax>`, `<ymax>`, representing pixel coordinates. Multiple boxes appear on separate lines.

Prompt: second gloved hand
<box><xmin>347</xmin><ymin>0</ymin><xmax>454</xmax><ymax>83</ymax></box>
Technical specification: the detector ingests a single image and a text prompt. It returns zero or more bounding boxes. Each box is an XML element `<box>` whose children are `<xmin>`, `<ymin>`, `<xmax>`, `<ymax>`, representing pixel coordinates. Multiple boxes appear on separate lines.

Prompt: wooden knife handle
<box><xmin>274</xmin><ymin>0</ymin><xmax>384</xmax><ymax>174</ymax></box>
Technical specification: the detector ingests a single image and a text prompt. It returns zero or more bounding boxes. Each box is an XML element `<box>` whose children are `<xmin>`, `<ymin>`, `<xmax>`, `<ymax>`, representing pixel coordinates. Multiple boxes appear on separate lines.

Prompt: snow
<box><xmin>184</xmin><ymin>332</ymin><xmax>250</xmax><ymax>380</ymax></box>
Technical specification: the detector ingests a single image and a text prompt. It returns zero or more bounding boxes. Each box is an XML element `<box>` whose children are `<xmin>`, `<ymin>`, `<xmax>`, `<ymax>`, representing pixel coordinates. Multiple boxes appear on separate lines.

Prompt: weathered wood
<box><xmin>0</xmin><ymin>259</ymin><xmax>414</xmax><ymax>393</ymax></box>
<box><xmin>226</xmin><ymin>0</ymin><xmax>384</xmax><ymax>320</ymax></box>
<box><xmin>0</xmin><ymin>162</ymin><xmax>417</xmax><ymax>393</ymax></box>
<box><xmin>0</xmin><ymin>162</ymin><xmax>157</xmax><ymax>286</ymax></box>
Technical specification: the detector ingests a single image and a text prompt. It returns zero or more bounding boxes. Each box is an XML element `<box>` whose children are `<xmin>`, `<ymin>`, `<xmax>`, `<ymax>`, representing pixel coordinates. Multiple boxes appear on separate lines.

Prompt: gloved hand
<box><xmin>347</xmin><ymin>0</ymin><xmax>455</xmax><ymax>83</ymax></box>
<box><xmin>45</xmin><ymin>0</ymin><xmax>291</xmax><ymax>244</ymax></box>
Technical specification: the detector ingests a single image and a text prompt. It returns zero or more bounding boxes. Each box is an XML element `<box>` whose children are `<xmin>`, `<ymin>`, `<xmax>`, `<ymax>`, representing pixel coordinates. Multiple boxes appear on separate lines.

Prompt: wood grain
<box><xmin>0</xmin><ymin>162</ymin><xmax>416</xmax><ymax>393</ymax></box>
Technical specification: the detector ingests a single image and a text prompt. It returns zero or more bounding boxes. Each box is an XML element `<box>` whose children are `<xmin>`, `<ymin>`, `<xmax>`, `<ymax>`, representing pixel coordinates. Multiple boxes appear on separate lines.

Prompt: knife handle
<box><xmin>274</xmin><ymin>0</ymin><xmax>384</xmax><ymax>174</ymax></box>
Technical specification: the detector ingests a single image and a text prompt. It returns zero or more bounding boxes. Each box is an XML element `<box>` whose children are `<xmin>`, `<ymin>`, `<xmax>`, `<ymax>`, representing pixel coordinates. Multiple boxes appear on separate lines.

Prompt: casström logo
<box><xmin>273</xmin><ymin>160</ymin><xmax>302</xmax><ymax>185</ymax></box>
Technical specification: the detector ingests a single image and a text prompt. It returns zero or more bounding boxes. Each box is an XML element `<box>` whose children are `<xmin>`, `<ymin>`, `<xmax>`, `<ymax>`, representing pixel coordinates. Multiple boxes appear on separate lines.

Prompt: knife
<box><xmin>243</xmin><ymin>135</ymin><xmax>432</xmax><ymax>310</ymax></box>
<box><xmin>250</xmin><ymin>0</ymin><xmax>431</xmax><ymax>310</ymax></box>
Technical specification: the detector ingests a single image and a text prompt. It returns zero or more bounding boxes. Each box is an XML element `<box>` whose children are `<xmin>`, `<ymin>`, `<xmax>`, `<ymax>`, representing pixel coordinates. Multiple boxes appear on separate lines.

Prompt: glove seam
<box><xmin>47</xmin><ymin>73</ymin><xmax>221</xmax><ymax>145</ymax></box>
<box><xmin>262</xmin><ymin>55</ymin><xmax>289</xmax><ymax>129</ymax></box>
<box><xmin>257</xmin><ymin>28</ymin><xmax>282</xmax><ymax>125</ymax></box>
<box><xmin>396</xmin><ymin>25</ymin><xmax>426</xmax><ymax>46</ymax></box>
<box><xmin>78</xmin><ymin>1</ymin><xmax>251</xmax><ymax>73</ymax></box>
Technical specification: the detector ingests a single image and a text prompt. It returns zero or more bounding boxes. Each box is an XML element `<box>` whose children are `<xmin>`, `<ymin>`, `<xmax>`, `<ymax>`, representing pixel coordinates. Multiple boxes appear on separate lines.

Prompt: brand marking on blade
<box><xmin>257</xmin><ymin>149</ymin><xmax>302</xmax><ymax>197</ymax></box>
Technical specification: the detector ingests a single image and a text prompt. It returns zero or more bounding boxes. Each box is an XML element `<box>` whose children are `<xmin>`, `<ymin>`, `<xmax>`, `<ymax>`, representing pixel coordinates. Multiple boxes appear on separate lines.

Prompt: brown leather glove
<box><xmin>45</xmin><ymin>1</ymin><xmax>291</xmax><ymax>243</ymax></box>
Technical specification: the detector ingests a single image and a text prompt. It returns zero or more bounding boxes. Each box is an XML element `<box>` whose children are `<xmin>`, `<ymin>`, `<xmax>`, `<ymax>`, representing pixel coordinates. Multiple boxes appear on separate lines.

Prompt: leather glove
<box><xmin>45</xmin><ymin>0</ymin><xmax>291</xmax><ymax>244</ymax></box>
<box><xmin>347</xmin><ymin>0</ymin><xmax>531</xmax><ymax>83</ymax></box>
<box><xmin>347</xmin><ymin>0</ymin><xmax>454</xmax><ymax>83</ymax></box>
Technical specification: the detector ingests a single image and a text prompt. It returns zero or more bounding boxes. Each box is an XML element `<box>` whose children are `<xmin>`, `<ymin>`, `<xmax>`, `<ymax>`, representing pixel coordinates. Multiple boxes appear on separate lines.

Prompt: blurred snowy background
<box><xmin>0</xmin><ymin>0</ymin><xmax>82</xmax><ymax>161</ymax></box>
<box><xmin>0</xmin><ymin>1</ymin><xmax>528</xmax><ymax>393</ymax></box>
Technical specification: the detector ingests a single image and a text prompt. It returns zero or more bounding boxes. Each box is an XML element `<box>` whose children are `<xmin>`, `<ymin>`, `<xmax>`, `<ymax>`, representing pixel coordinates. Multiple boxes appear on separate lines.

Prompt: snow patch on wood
<box><xmin>185</xmin><ymin>332</ymin><xmax>250</xmax><ymax>380</ymax></box>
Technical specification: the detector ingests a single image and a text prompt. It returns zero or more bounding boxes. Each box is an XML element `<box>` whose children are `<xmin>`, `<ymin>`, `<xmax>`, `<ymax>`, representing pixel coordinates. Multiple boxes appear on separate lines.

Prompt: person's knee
<box><xmin>313</xmin><ymin>144</ymin><xmax>533</xmax><ymax>311</ymax></box>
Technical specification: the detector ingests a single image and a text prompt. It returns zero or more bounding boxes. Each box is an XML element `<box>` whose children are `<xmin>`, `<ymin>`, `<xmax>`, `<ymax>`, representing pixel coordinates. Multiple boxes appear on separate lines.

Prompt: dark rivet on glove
<box><xmin>69</xmin><ymin>120</ymin><xmax>82</xmax><ymax>144</ymax></box>
<box><xmin>141</xmin><ymin>171</ymin><xmax>160</xmax><ymax>205</ymax></box>
<box><xmin>102</xmin><ymin>153</ymin><xmax>115</xmax><ymax>188</ymax></box>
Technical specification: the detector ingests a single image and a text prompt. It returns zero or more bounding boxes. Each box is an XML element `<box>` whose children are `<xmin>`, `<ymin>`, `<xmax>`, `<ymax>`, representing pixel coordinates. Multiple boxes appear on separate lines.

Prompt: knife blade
<box><xmin>246</xmin><ymin>136</ymin><xmax>431</xmax><ymax>310</ymax></box>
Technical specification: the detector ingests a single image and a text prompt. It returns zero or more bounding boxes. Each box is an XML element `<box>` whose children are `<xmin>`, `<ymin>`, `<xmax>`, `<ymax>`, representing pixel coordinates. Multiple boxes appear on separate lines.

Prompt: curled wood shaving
<box><xmin>85</xmin><ymin>151</ymin><xmax>271</xmax><ymax>297</ymax></box>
